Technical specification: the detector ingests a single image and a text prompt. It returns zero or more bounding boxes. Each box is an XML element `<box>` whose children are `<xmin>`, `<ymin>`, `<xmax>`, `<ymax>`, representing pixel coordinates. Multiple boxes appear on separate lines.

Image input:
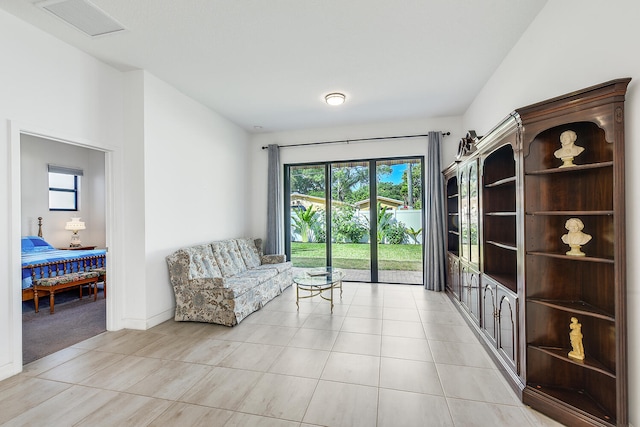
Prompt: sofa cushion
<box><xmin>235</xmin><ymin>268</ymin><xmax>278</xmax><ymax>283</ymax></box>
<box><xmin>235</xmin><ymin>238</ymin><xmax>262</xmax><ymax>269</ymax></box>
<box><xmin>185</xmin><ymin>245</ymin><xmax>222</xmax><ymax>280</ymax></box>
<box><xmin>211</xmin><ymin>240</ymin><xmax>247</xmax><ymax>277</ymax></box>
<box><xmin>221</xmin><ymin>276</ymin><xmax>260</xmax><ymax>299</ymax></box>
<box><xmin>255</xmin><ymin>261</ymin><xmax>292</xmax><ymax>274</ymax></box>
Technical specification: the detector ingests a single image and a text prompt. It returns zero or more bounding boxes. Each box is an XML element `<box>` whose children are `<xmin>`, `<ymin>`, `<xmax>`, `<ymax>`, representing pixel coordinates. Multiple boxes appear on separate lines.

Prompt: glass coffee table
<box><xmin>293</xmin><ymin>267</ymin><xmax>344</xmax><ymax>313</ymax></box>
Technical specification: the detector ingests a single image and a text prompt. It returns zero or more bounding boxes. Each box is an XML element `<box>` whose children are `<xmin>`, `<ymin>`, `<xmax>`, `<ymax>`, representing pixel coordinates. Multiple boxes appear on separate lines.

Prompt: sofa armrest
<box><xmin>261</xmin><ymin>254</ymin><xmax>285</xmax><ymax>264</ymax></box>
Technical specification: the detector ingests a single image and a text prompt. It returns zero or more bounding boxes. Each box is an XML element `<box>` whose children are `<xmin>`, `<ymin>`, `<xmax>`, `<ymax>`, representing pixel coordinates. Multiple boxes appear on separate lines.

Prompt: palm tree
<box><xmin>407</xmin><ymin>227</ymin><xmax>422</xmax><ymax>244</ymax></box>
<box><xmin>291</xmin><ymin>205</ymin><xmax>321</xmax><ymax>242</ymax></box>
<box><xmin>364</xmin><ymin>202</ymin><xmax>394</xmax><ymax>243</ymax></box>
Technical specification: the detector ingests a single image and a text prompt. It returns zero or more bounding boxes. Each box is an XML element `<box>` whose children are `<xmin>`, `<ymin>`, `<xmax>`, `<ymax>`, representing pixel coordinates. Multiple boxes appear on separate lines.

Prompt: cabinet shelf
<box><xmin>526</xmin><ymin>251</ymin><xmax>614</xmax><ymax>264</ymax></box>
<box><xmin>528</xmin><ymin>345</ymin><xmax>615</xmax><ymax>378</ymax></box>
<box><xmin>526</xmin><ymin>161</ymin><xmax>613</xmax><ymax>176</ymax></box>
<box><xmin>484</xmin><ymin>273</ymin><xmax>517</xmax><ymax>292</ymax></box>
<box><xmin>486</xmin><ymin>240</ymin><xmax>517</xmax><ymax>251</ymax></box>
<box><xmin>485</xmin><ymin>176</ymin><xmax>516</xmax><ymax>188</ymax></box>
<box><xmin>525</xmin><ymin>385</ymin><xmax>615</xmax><ymax>426</ymax></box>
<box><xmin>527</xmin><ymin>210</ymin><xmax>613</xmax><ymax>216</ymax></box>
<box><xmin>485</xmin><ymin>211</ymin><xmax>516</xmax><ymax>217</ymax></box>
<box><xmin>528</xmin><ymin>298</ymin><xmax>614</xmax><ymax>321</ymax></box>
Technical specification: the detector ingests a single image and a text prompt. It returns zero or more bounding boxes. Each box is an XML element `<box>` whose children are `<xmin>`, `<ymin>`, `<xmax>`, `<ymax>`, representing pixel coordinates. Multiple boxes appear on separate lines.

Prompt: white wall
<box><xmin>248</xmin><ymin>117</ymin><xmax>463</xmax><ymax>240</ymax></box>
<box><xmin>140</xmin><ymin>71</ymin><xmax>250</xmax><ymax>327</ymax></box>
<box><xmin>20</xmin><ymin>135</ymin><xmax>106</xmax><ymax>248</ymax></box>
<box><xmin>0</xmin><ymin>8</ymin><xmax>124</xmax><ymax>379</ymax></box>
<box><xmin>463</xmin><ymin>1</ymin><xmax>640</xmax><ymax>425</ymax></box>
<box><xmin>0</xmin><ymin>9</ymin><xmax>250</xmax><ymax>380</ymax></box>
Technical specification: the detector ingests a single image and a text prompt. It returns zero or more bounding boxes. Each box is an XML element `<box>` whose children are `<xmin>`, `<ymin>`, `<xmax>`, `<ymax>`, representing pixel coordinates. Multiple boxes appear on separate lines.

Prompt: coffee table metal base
<box><xmin>295</xmin><ymin>281</ymin><xmax>343</xmax><ymax>313</ymax></box>
<box><xmin>293</xmin><ymin>268</ymin><xmax>344</xmax><ymax>313</ymax></box>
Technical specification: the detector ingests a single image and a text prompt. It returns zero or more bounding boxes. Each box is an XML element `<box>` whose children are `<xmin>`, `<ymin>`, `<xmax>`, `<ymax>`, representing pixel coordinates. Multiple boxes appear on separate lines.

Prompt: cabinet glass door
<box><xmin>469</xmin><ymin>160</ymin><xmax>479</xmax><ymax>265</ymax></box>
<box><xmin>498</xmin><ymin>289</ymin><xmax>517</xmax><ymax>372</ymax></box>
<box><xmin>459</xmin><ymin>168</ymin><xmax>469</xmax><ymax>261</ymax></box>
<box><xmin>482</xmin><ymin>281</ymin><xmax>497</xmax><ymax>345</ymax></box>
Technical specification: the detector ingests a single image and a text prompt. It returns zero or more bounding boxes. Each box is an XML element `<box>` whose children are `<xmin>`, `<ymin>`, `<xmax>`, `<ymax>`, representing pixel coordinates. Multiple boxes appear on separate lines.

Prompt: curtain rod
<box><xmin>260</xmin><ymin>131</ymin><xmax>450</xmax><ymax>150</ymax></box>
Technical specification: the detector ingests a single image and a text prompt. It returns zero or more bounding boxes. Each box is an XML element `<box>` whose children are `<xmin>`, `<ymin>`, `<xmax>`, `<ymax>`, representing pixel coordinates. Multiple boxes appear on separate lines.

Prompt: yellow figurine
<box><xmin>568</xmin><ymin>317</ymin><xmax>585</xmax><ymax>361</ymax></box>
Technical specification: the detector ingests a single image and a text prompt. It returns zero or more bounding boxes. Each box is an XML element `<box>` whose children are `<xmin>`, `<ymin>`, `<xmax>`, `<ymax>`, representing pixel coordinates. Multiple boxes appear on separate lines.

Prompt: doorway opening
<box><xmin>285</xmin><ymin>156</ymin><xmax>424</xmax><ymax>285</ymax></box>
<box><xmin>20</xmin><ymin>134</ymin><xmax>107</xmax><ymax>364</ymax></box>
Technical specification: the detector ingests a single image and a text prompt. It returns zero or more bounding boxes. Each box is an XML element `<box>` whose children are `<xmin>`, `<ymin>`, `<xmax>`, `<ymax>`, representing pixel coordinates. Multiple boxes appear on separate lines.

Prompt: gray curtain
<box><xmin>265</xmin><ymin>144</ymin><xmax>283</xmax><ymax>254</ymax></box>
<box><xmin>424</xmin><ymin>131</ymin><xmax>446</xmax><ymax>291</ymax></box>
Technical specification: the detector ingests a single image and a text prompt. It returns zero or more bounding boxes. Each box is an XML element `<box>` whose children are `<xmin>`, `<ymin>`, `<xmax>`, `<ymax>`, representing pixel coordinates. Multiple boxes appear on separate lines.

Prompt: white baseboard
<box><xmin>0</xmin><ymin>361</ymin><xmax>23</xmax><ymax>382</ymax></box>
<box><xmin>121</xmin><ymin>307</ymin><xmax>173</xmax><ymax>330</ymax></box>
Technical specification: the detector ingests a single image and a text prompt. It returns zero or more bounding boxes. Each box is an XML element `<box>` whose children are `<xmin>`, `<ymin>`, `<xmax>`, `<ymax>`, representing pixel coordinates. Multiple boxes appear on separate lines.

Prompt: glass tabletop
<box><xmin>293</xmin><ymin>267</ymin><xmax>344</xmax><ymax>286</ymax></box>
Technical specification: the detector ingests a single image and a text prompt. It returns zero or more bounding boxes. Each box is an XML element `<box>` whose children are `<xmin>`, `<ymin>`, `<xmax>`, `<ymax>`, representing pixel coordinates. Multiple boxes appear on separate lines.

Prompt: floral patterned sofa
<box><xmin>166</xmin><ymin>238</ymin><xmax>292</xmax><ymax>326</ymax></box>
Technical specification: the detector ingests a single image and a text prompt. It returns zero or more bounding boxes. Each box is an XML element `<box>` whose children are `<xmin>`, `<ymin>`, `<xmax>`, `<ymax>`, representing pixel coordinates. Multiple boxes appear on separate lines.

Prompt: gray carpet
<box><xmin>22</xmin><ymin>288</ymin><xmax>106</xmax><ymax>365</ymax></box>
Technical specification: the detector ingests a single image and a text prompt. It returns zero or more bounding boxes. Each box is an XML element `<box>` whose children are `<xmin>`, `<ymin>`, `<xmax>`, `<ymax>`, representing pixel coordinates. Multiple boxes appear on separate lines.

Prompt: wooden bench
<box><xmin>26</xmin><ymin>256</ymin><xmax>105</xmax><ymax>314</ymax></box>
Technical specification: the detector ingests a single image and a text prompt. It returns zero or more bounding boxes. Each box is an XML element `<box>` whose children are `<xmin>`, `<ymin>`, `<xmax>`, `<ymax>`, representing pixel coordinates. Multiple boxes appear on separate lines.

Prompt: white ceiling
<box><xmin>1</xmin><ymin>0</ymin><xmax>547</xmax><ymax>133</ymax></box>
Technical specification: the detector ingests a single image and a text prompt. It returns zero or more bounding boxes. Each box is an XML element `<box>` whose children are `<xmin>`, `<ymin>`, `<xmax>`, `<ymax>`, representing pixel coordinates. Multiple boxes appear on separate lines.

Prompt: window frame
<box><xmin>48</xmin><ymin>165</ymin><xmax>82</xmax><ymax>212</ymax></box>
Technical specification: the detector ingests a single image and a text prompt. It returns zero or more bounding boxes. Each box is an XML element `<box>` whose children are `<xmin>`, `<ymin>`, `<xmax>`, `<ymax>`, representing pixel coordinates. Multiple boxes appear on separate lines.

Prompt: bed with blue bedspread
<box><xmin>21</xmin><ymin>236</ymin><xmax>106</xmax><ymax>300</ymax></box>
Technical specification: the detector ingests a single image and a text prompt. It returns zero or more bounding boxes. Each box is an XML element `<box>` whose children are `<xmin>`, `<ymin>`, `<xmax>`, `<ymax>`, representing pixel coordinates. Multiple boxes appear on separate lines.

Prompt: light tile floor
<box><xmin>0</xmin><ymin>283</ymin><xmax>566</xmax><ymax>427</ymax></box>
<box><xmin>340</xmin><ymin>268</ymin><xmax>423</xmax><ymax>285</ymax></box>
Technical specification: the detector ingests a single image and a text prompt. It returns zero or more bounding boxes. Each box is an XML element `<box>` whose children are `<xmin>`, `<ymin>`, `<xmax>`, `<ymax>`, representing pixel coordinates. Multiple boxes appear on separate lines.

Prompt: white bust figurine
<box><xmin>561</xmin><ymin>218</ymin><xmax>592</xmax><ymax>257</ymax></box>
<box><xmin>554</xmin><ymin>130</ymin><xmax>584</xmax><ymax>168</ymax></box>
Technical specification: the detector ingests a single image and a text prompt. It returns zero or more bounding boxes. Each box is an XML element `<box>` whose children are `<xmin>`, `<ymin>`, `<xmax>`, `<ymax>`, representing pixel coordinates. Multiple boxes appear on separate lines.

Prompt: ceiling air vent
<box><xmin>37</xmin><ymin>0</ymin><xmax>125</xmax><ymax>37</ymax></box>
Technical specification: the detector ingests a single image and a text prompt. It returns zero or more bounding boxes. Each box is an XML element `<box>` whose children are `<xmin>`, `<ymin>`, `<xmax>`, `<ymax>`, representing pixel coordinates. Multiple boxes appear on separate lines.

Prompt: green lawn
<box><xmin>291</xmin><ymin>242</ymin><xmax>422</xmax><ymax>270</ymax></box>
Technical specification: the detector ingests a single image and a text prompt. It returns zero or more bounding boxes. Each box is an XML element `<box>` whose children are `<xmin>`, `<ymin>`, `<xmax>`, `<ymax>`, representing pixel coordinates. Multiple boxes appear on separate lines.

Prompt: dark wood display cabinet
<box><xmin>520</xmin><ymin>79</ymin><xmax>630</xmax><ymax>427</ymax></box>
<box><xmin>443</xmin><ymin>78</ymin><xmax>629</xmax><ymax>426</ymax></box>
<box><xmin>445</xmin><ymin>114</ymin><xmax>525</xmax><ymax>393</ymax></box>
<box><xmin>478</xmin><ymin>116</ymin><xmax>523</xmax><ymax>384</ymax></box>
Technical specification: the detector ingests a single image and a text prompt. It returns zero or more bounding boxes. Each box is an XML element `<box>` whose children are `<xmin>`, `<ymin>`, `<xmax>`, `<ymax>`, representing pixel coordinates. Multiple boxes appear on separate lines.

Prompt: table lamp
<box><xmin>65</xmin><ymin>217</ymin><xmax>86</xmax><ymax>247</ymax></box>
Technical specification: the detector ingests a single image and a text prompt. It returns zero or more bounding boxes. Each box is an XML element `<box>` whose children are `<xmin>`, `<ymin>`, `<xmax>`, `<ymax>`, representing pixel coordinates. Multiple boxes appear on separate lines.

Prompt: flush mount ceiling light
<box><xmin>325</xmin><ymin>92</ymin><xmax>346</xmax><ymax>106</ymax></box>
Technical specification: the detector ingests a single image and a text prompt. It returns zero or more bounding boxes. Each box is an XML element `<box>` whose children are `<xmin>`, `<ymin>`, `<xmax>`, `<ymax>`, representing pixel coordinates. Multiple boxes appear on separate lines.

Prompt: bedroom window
<box><xmin>48</xmin><ymin>165</ymin><xmax>82</xmax><ymax>211</ymax></box>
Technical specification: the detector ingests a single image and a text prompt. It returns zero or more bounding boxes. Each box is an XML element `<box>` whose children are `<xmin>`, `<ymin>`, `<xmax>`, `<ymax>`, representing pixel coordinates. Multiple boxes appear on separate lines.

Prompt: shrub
<box><xmin>385</xmin><ymin>221</ymin><xmax>407</xmax><ymax>244</ymax></box>
<box><xmin>332</xmin><ymin>206</ymin><xmax>367</xmax><ymax>243</ymax></box>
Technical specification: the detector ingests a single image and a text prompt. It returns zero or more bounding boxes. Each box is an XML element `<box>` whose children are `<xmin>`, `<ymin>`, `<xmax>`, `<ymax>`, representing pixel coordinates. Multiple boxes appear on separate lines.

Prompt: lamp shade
<box><xmin>65</xmin><ymin>217</ymin><xmax>86</xmax><ymax>231</ymax></box>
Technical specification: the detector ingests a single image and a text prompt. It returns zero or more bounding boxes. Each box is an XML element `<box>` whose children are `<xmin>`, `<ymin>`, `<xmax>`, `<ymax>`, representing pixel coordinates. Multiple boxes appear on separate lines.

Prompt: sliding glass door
<box><xmin>287</xmin><ymin>164</ymin><xmax>327</xmax><ymax>268</ymax></box>
<box><xmin>330</xmin><ymin>162</ymin><xmax>371</xmax><ymax>282</ymax></box>
<box><xmin>285</xmin><ymin>156</ymin><xmax>423</xmax><ymax>285</ymax></box>
<box><xmin>376</xmin><ymin>159</ymin><xmax>423</xmax><ymax>284</ymax></box>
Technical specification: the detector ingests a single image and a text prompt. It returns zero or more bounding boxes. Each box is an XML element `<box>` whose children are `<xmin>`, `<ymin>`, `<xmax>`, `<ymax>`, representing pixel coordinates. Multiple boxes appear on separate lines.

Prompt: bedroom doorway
<box><xmin>20</xmin><ymin>134</ymin><xmax>108</xmax><ymax>364</ymax></box>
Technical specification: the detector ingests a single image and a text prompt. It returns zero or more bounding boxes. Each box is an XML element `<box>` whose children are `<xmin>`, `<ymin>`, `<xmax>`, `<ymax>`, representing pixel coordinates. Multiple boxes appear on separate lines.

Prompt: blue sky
<box><xmin>386</xmin><ymin>164</ymin><xmax>406</xmax><ymax>184</ymax></box>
